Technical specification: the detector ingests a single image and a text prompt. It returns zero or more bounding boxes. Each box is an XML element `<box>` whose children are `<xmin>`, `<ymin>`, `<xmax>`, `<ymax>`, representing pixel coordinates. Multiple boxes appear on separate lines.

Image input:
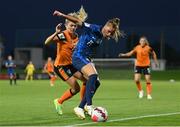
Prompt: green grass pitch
<box><xmin>0</xmin><ymin>70</ymin><xmax>180</xmax><ymax>126</ymax></box>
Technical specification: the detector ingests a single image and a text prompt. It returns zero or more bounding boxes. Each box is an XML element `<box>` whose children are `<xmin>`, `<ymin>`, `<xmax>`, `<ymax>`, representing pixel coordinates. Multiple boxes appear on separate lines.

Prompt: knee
<box><xmin>88</xmin><ymin>74</ymin><xmax>98</xmax><ymax>80</ymax></box>
<box><xmin>134</xmin><ymin>79</ymin><xmax>140</xmax><ymax>83</ymax></box>
<box><xmin>146</xmin><ymin>82</ymin><xmax>151</xmax><ymax>85</ymax></box>
<box><xmin>71</xmin><ymin>85</ymin><xmax>80</xmax><ymax>95</ymax></box>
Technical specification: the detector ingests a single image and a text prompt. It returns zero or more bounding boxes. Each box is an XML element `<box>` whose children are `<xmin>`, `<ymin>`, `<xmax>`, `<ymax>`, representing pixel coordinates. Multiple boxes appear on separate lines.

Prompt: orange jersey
<box><xmin>45</xmin><ymin>61</ymin><xmax>54</xmax><ymax>73</ymax></box>
<box><xmin>133</xmin><ymin>45</ymin><xmax>153</xmax><ymax>67</ymax></box>
<box><xmin>54</xmin><ymin>30</ymin><xmax>78</xmax><ymax>66</ymax></box>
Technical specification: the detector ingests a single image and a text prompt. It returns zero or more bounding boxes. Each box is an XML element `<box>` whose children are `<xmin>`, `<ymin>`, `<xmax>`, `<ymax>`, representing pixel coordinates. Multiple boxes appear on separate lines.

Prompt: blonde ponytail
<box><xmin>76</xmin><ymin>6</ymin><xmax>88</xmax><ymax>22</ymax></box>
<box><xmin>106</xmin><ymin>18</ymin><xmax>124</xmax><ymax>42</ymax></box>
<box><xmin>65</xmin><ymin>6</ymin><xmax>88</xmax><ymax>24</ymax></box>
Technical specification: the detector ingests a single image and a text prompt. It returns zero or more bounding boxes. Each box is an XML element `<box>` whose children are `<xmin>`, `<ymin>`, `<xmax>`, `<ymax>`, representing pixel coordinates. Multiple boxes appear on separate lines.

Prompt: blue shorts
<box><xmin>8</xmin><ymin>69</ymin><xmax>15</xmax><ymax>76</ymax></box>
<box><xmin>72</xmin><ymin>55</ymin><xmax>91</xmax><ymax>71</ymax></box>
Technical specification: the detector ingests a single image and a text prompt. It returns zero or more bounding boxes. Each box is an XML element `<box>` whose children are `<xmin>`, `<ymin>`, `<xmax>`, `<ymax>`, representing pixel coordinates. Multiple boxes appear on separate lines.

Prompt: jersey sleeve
<box><xmin>132</xmin><ymin>46</ymin><xmax>137</xmax><ymax>54</ymax></box>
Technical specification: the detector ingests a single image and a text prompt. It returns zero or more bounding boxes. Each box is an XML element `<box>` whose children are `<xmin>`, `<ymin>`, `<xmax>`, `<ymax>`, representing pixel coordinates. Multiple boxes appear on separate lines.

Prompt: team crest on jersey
<box><xmin>87</xmin><ymin>40</ymin><xmax>94</xmax><ymax>46</ymax></box>
<box><xmin>66</xmin><ymin>69</ymin><xmax>72</xmax><ymax>75</ymax></box>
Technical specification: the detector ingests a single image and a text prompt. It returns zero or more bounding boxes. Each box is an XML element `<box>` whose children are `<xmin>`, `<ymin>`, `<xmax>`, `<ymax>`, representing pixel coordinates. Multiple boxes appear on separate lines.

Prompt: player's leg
<box><xmin>145</xmin><ymin>74</ymin><xmax>152</xmax><ymax>99</ymax></box>
<box><xmin>72</xmin><ymin>56</ymin><xmax>101</xmax><ymax>118</ymax></box>
<box><xmin>59</xmin><ymin>77</ymin><xmax>80</xmax><ymax>104</ymax></box>
<box><xmin>30</xmin><ymin>74</ymin><xmax>33</xmax><ymax>81</ymax></box>
<box><xmin>134</xmin><ymin>73</ymin><xmax>143</xmax><ymax>98</ymax></box>
<box><xmin>54</xmin><ymin>77</ymin><xmax>80</xmax><ymax>115</ymax></box>
<box><xmin>25</xmin><ymin>73</ymin><xmax>29</xmax><ymax>81</ymax></box>
<box><xmin>73</xmin><ymin>71</ymin><xmax>87</xmax><ymax>100</ymax></box>
<box><xmin>51</xmin><ymin>73</ymin><xmax>57</xmax><ymax>86</ymax></box>
<box><xmin>143</xmin><ymin>67</ymin><xmax>152</xmax><ymax>99</ymax></box>
<box><xmin>53</xmin><ymin>65</ymin><xmax>81</xmax><ymax>115</ymax></box>
<box><xmin>13</xmin><ymin>73</ymin><xmax>17</xmax><ymax>84</ymax></box>
<box><xmin>79</xmin><ymin>63</ymin><xmax>99</xmax><ymax>115</ymax></box>
<box><xmin>9</xmin><ymin>74</ymin><xmax>13</xmax><ymax>85</ymax></box>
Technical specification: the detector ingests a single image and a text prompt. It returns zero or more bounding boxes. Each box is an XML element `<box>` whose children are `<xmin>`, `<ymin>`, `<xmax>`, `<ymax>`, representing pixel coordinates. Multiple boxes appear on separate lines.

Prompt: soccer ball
<box><xmin>91</xmin><ymin>106</ymin><xmax>108</xmax><ymax>122</ymax></box>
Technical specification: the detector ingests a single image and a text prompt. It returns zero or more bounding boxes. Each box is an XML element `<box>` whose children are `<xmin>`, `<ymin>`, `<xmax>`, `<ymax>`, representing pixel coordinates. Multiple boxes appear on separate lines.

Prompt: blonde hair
<box><xmin>106</xmin><ymin>18</ymin><xmax>124</xmax><ymax>42</ymax></box>
<box><xmin>65</xmin><ymin>6</ymin><xmax>88</xmax><ymax>24</ymax></box>
<box><xmin>76</xmin><ymin>6</ymin><xmax>88</xmax><ymax>22</ymax></box>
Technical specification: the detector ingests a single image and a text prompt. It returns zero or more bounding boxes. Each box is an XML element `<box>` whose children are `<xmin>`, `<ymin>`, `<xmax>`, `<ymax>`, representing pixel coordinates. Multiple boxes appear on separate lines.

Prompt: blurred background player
<box><xmin>53</xmin><ymin>8</ymin><xmax>123</xmax><ymax>119</ymax></box>
<box><xmin>5</xmin><ymin>55</ymin><xmax>17</xmax><ymax>85</ymax></box>
<box><xmin>43</xmin><ymin>57</ymin><xmax>57</xmax><ymax>86</ymax></box>
<box><xmin>45</xmin><ymin>7</ymin><xmax>87</xmax><ymax>115</ymax></box>
<box><xmin>119</xmin><ymin>36</ymin><xmax>159</xmax><ymax>100</ymax></box>
<box><xmin>25</xmin><ymin>61</ymin><xmax>35</xmax><ymax>81</ymax></box>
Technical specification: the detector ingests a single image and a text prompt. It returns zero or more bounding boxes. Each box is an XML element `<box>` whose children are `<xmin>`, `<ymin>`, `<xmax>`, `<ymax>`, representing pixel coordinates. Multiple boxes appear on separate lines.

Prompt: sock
<box><xmin>58</xmin><ymin>89</ymin><xmax>73</xmax><ymax>104</ymax></box>
<box><xmin>50</xmin><ymin>76</ymin><xmax>56</xmax><ymax>85</ymax></box>
<box><xmin>86</xmin><ymin>74</ymin><xmax>98</xmax><ymax>105</ymax></box>
<box><xmin>79</xmin><ymin>74</ymin><xmax>98</xmax><ymax>108</ymax></box>
<box><xmin>14</xmin><ymin>74</ymin><xmax>17</xmax><ymax>84</ymax></box>
<box><xmin>136</xmin><ymin>81</ymin><xmax>142</xmax><ymax>92</ymax></box>
<box><xmin>30</xmin><ymin>75</ymin><xmax>33</xmax><ymax>80</ymax></box>
<box><xmin>80</xmin><ymin>83</ymin><xmax>86</xmax><ymax>101</ymax></box>
<box><xmin>95</xmin><ymin>80</ymin><xmax>100</xmax><ymax>92</ymax></box>
<box><xmin>146</xmin><ymin>82</ymin><xmax>152</xmax><ymax>95</ymax></box>
<box><xmin>10</xmin><ymin>79</ymin><xmax>12</xmax><ymax>85</ymax></box>
<box><xmin>25</xmin><ymin>75</ymin><xmax>28</xmax><ymax>80</ymax></box>
<box><xmin>14</xmin><ymin>79</ymin><xmax>16</xmax><ymax>84</ymax></box>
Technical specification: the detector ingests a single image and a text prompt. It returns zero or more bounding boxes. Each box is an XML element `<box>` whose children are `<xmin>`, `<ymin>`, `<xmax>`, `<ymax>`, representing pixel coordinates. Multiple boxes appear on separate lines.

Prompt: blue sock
<box><xmin>79</xmin><ymin>74</ymin><xmax>98</xmax><ymax>108</ymax></box>
<box><xmin>85</xmin><ymin>74</ymin><xmax>98</xmax><ymax>105</ymax></box>
<box><xmin>79</xmin><ymin>95</ymin><xmax>86</xmax><ymax>109</ymax></box>
<box><xmin>95</xmin><ymin>80</ymin><xmax>100</xmax><ymax>92</ymax></box>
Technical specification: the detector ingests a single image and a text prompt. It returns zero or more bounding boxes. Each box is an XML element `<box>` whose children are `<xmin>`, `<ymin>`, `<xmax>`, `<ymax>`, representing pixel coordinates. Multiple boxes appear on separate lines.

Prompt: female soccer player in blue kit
<box><xmin>53</xmin><ymin>8</ymin><xmax>123</xmax><ymax>119</ymax></box>
<box><xmin>5</xmin><ymin>55</ymin><xmax>17</xmax><ymax>85</ymax></box>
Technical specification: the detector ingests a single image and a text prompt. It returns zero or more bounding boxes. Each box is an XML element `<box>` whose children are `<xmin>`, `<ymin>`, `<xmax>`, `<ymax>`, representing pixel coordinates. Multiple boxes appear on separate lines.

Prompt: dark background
<box><xmin>0</xmin><ymin>0</ymin><xmax>180</xmax><ymax>66</ymax></box>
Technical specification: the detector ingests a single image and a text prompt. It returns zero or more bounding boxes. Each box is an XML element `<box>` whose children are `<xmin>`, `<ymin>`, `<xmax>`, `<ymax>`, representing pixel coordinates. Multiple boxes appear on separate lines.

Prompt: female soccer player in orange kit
<box><xmin>43</xmin><ymin>57</ymin><xmax>57</xmax><ymax>86</ymax></box>
<box><xmin>45</xmin><ymin>7</ymin><xmax>87</xmax><ymax>115</ymax></box>
<box><xmin>119</xmin><ymin>36</ymin><xmax>159</xmax><ymax>100</ymax></box>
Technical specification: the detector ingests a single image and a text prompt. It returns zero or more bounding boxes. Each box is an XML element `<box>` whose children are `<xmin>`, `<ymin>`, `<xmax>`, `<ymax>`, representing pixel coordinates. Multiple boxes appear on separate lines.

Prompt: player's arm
<box><xmin>33</xmin><ymin>65</ymin><xmax>35</xmax><ymax>72</ymax></box>
<box><xmin>5</xmin><ymin>62</ymin><xmax>9</xmax><ymax>68</ymax></box>
<box><xmin>43</xmin><ymin>63</ymin><xmax>47</xmax><ymax>72</ymax></box>
<box><xmin>53</xmin><ymin>10</ymin><xmax>83</xmax><ymax>26</ymax></box>
<box><xmin>152</xmin><ymin>50</ymin><xmax>159</xmax><ymax>67</ymax></box>
<box><xmin>118</xmin><ymin>50</ymin><xmax>135</xmax><ymax>57</ymax></box>
<box><xmin>45</xmin><ymin>23</ymin><xmax>62</xmax><ymax>45</ymax></box>
<box><xmin>24</xmin><ymin>65</ymin><xmax>28</xmax><ymax>72</ymax></box>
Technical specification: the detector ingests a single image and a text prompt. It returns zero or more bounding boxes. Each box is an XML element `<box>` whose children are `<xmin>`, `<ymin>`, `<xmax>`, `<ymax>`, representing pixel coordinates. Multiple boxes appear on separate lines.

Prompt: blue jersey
<box><xmin>5</xmin><ymin>60</ymin><xmax>16</xmax><ymax>75</ymax></box>
<box><xmin>73</xmin><ymin>22</ymin><xmax>103</xmax><ymax>58</ymax></box>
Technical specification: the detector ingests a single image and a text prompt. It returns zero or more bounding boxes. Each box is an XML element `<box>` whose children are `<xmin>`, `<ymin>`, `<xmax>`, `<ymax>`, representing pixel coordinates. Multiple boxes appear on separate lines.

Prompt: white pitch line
<box><xmin>69</xmin><ymin>112</ymin><xmax>180</xmax><ymax>126</ymax></box>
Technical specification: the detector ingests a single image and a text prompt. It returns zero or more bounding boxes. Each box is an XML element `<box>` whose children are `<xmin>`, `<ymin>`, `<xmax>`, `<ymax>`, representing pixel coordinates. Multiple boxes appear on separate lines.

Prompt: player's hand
<box><xmin>118</xmin><ymin>53</ymin><xmax>125</xmax><ymax>57</ymax></box>
<box><xmin>155</xmin><ymin>61</ymin><xmax>159</xmax><ymax>68</ymax></box>
<box><xmin>55</xmin><ymin>23</ymin><xmax>62</xmax><ymax>33</ymax></box>
<box><xmin>53</xmin><ymin>10</ymin><xmax>64</xmax><ymax>17</ymax></box>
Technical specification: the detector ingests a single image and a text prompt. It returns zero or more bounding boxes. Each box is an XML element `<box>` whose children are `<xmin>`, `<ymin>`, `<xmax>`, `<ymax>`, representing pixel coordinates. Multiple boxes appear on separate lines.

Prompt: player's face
<box><xmin>102</xmin><ymin>24</ymin><xmax>115</xmax><ymax>40</ymax></box>
<box><xmin>8</xmin><ymin>56</ymin><xmax>12</xmax><ymax>60</ymax></box>
<box><xmin>48</xmin><ymin>57</ymin><xmax>52</xmax><ymax>62</ymax></box>
<box><xmin>65</xmin><ymin>21</ymin><xmax>77</xmax><ymax>34</ymax></box>
<box><xmin>139</xmin><ymin>38</ymin><xmax>147</xmax><ymax>47</ymax></box>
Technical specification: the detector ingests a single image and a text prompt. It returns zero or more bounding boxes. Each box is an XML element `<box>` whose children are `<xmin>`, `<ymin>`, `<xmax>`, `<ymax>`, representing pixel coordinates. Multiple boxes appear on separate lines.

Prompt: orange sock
<box><xmin>50</xmin><ymin>76</ymin><xmax>56</xmax><ymax>85</ymax></box>
<box><xmin>136</xmin><ymin>81</ymin><xmax>142</xmax><ymax>92</ymax></box>
<box><xmin>146</xmin><ymin>82</ymin><xmax>152</xmax><ymax>95</ymax></box>
<box><xmin>80</xmin><ymin>83</ymin><xmax>86</xmax><ymax>100</ymax></box>
<box><xmin>58</xmin><ymin>89</ymin><xmax>73</xmax><ymax>104</ymax></box>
